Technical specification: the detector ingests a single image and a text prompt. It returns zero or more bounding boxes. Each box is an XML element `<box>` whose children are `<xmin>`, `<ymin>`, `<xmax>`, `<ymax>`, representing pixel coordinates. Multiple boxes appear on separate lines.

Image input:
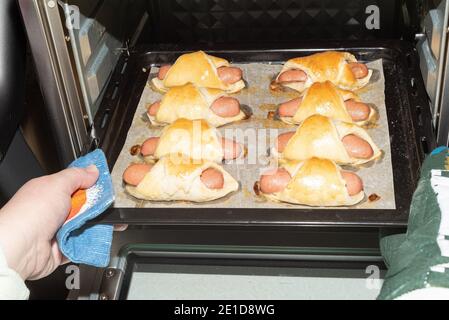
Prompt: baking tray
<box><xmin>113</xmin><ymin>58</ymin><xmax>395</xmax><ymax>210</ymax></box>
<box><xmin>93</xmin><ymin>40</ymin><xmax>435</xmax><ymax>227</ymax></box>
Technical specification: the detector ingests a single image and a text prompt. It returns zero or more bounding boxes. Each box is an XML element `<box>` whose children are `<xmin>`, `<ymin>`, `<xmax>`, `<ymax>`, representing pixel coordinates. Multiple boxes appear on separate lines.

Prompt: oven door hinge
<box><xmin>82</xmin><ymin>125</ymin><xmax>99</xmax><ymax>154</ymax></box>
<box><xmin>116</xmin><ymin>39</ymin><xmax>131</xmax><ymax>57</ymax></box>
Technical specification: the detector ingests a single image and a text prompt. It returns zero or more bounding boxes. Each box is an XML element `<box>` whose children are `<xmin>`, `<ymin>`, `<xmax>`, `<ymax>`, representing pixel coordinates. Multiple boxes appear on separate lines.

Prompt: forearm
<box><xmin>0</xmin><ymin>207</ymin><xmax>32</xmax><ymax>280</ymax></box>
<box><xmin>0</xmin><ymin>242</ymin><xmax>29</xmax><ymax>300</ymax></box>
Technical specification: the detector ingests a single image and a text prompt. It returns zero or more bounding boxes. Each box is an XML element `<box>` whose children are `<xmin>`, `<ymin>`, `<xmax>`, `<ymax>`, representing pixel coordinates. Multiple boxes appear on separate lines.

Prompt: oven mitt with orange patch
<box><xmin>378</xmin><ymin>147</ymin><xmax>449</xmax><ymax>299</ymax></box>
<box><xmin>56</xmin><ymin>149</ymin><xmax>115</xmax><ymax>268</ymax></box>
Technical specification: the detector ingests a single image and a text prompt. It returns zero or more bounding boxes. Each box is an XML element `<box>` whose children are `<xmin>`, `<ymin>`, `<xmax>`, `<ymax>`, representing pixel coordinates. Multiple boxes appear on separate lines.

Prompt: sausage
<box><xmin>217</xmin><ymin>66</ymin><xmax>243</xmax><ymax>84</ymax></box>
<box><xmin>141</xmin><ymin>137</ymin><xmax>160</xmax><ymax>157</ymax></box>
<box><xmin>344</xmin><ymin>99</ymin><xmax>370</xmax><ymax>121</ymax></box>
<box><xmin>259</xmin><ymin>168</ymin><xmax>292</xmax><ymax>194</ymax></box>
<box><xmin>340</xmin><ymin>171</ymin><xmax>364</xmax><ymax>196</ymax></box>
<box><xmin>278</xmin><ymin>97</ymin><xmax>303</xmax><ymax>117</ymax></box>
<box><xmin>278</xmin><ymin>132</ymin><xmax>373</xmax><ymax>159</ymax></box>
<box><xmin>348</xmin><ymin>62</ymin><xmax>369</xmax><ymax>79</ymax></box>
<box><xmin>157</xmin><ymin>64</ymin><xmax>242</xmax><ymax>84</ymax></box>
<box><xmin>147</xmin><ymin>101</ymin><xmax>161</xmax><ymax>117</ymax></box>
<box><xmin>221</xmin><ymin>138</ymin><xmax>242</xmax><ymax>160</ymax></box>
<box><xmin>278</xmin><ymin>98</ymin><xmax>369</xmax><ymax>122</ymax></box>
<box><xmin>210</xmin><ymin>97</ymin><xmax>241</xmax><ymax>118</ymax></box>
<box><xmin>141</xmin><ymin>137</ymin><xmax>240</xmax><ymax>160</ymax></box>
<box><xmin>200</xmin><ymin>168</ymin><xmax>224</xmax><ymax>189</ymax></box>
<box><xmin>123</xmin><ymin>164</ymin><xmax>153</xmax><ymax>186</ymax></box>
<box><xmin>124</xmin><ymin>164</ymin><xmax>225</xmax><ymax>190</ymax></box>
<box><xmin>341</xmin><ymin>134</ymin><xmax>374</xmax><ymax>159</ymax></box>
<box><xmin>158</xmin><ymin>65</ymin><xmax>172</xmax><ymax>80</ymax></box>
<box><xmin>259</xmin><ymin>167</ymin><xmax>363</xmax><ymax>196</ymax></box>
<box><xmin>276</xmin><ymin>132</ymin><xmax>295</xmax><ymax>153</ymax></box>
<box><xmin>278</xmin><ymin>69</ymin><xmax>308</xmax><ymax>83</ymax></box>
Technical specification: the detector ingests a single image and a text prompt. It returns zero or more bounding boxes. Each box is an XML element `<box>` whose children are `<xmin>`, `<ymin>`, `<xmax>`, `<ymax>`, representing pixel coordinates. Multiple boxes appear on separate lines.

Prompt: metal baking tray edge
<box><xmin>92</xmin><ymin>40</ymin><xmax>435</xmax><ymax>228</ymax></box>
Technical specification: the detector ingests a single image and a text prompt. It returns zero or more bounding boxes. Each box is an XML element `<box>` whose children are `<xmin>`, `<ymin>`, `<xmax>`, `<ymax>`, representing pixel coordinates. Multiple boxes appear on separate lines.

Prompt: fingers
<box><xmin>259</xmin><ymin>168</ymin><xmax>291</xmax><ymax>194</ymax></box>
<box><xmin>278</xmin><ymin>97</ymin><xmax>302</xmax><ymax>117</ymax></box>
<box><xmin>341</xmin><ymin>134</ymin><xmax>374</xmax><ymax>159</ymax></box>
<box><xmin>141</xmin><ymin>137</ymin><xmax>160</xmax><ymax>157</ymax></box>
<box><xmin>217</xmin><ymin>66</ymin><xmax>243</xmax><ymax>84</ymax></box>
<box><xmin>344</xmin><ymin>99</ymin><xmax>370</xmax><ymax>121</ymax></box>
<box><xmin>221</xmin><ymin>138</ymin><xmax>243</xmax><ymax>160</ymax></box>
<box><xmin>276</xmin><ymin>132</ymin><xmax>295</xmax><ymax>153</ymax></box>
<box><xmin>147</xmin><ymin>101</ymin><xmax>161</xmax><ymax>117</ymax></box>
<box><xmin>123</xmin><ymin>164</ymin><xmax>153</xmax><ymax>186</ymax></box>
<box><xmin>60</xmin><ymin>256</ymin><xmax>71</xmax><ymax>266</ymax></box>
<box><xmin>348</xmin><ymin>62</ymin><xmax>369</xmax><ymax>79</ymax></box>
<box><xmin>55</xmin><ymin>166</ymin><xmax>99</xmax><ymax>196</ymax></box>
<box><xmin>158</xmin><ymin>65</ymin><xmax>172</xmax><ymax>80</ymax></box>
<box><xmin>210</xmin><ymin>97</ymin><xmax>241</xmax><ymax>118</ymax></box>
<box><xmin>278</xmin><ymin>69</ymin><xmax>307</xmax><ymax>83</ymax></box>
<box><xmin>113</xmin><ymin>224</ymin><xmax>129</xmax><ymax>232</ymax></box>
<box><xmin>340</xmin><ymin>171</ymin><xmax>364</xmax><ymax>196</ymax></box>
<box><xmin>200</xmin><ymin>168</ymin><xmax>224</xmax><ymax>189</ymax></box>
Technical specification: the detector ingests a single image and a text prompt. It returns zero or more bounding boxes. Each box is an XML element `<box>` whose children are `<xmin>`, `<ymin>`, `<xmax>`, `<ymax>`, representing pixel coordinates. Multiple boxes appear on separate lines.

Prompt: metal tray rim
<box><xmin>93</xmin><ymin>40</ymin><xmax>435</xmax><ymax>227</ymax></box>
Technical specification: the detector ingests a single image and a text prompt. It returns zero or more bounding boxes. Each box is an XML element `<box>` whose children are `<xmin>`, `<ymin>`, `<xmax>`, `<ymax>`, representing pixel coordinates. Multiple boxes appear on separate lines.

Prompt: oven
<box><xmin>9</xmin><ymin>0</ymin><xmax>449</xmax><ymax>299</ymax></box>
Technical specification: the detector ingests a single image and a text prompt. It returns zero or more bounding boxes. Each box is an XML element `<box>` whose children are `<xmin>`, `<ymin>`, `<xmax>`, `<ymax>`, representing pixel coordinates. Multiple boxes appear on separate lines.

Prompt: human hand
<box><xmin>0</xmin><ymin>166</ymin><xmax>99</xmax><ymax>280</ymax></box>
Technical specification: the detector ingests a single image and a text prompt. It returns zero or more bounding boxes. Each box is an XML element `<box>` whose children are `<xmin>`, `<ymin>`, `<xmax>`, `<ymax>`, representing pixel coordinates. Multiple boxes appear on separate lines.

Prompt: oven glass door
<box><xmin>95</xmin><ymin>241</ymin><xmax>386</xmax><ymax>300</ymax></box>
<box><xmin>123</xmin><ymin>259</ymin><xmax>384</xmax><ymax>300</ymax></box>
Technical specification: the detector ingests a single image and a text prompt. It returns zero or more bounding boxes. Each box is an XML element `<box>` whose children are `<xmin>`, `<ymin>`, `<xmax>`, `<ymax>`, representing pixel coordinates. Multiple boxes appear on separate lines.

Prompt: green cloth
<box><xmin>378</xmin><ymin>147</ymin><xmax>449</xmax><ymax>299</ymax></box>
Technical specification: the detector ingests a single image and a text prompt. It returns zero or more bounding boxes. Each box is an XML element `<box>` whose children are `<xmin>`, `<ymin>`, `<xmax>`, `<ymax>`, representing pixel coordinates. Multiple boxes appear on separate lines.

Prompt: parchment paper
<box><xmin>111</xmin><ymin>59</ymin><xmax>395</xmax><ymax>209</ymax></box>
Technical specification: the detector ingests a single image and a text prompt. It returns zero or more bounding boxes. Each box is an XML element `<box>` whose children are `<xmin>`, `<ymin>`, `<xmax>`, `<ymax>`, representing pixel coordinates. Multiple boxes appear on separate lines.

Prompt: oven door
<box><xmin>71</xmin><ymin>227</ymin><xmax>386</xmax><ymax>300</ymax></box>
<box><xmin>18</xmin><ymin>0</ymin><xmax>148</xmax><ymax>166</ymax></box>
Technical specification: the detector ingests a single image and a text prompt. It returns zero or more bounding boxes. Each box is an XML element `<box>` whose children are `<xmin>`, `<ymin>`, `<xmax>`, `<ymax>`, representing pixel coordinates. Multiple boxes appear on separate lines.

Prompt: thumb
<box><xmin>54</xmin><ymin>165</ymin><xmax>100</xmax><ymax>195</ymax></box>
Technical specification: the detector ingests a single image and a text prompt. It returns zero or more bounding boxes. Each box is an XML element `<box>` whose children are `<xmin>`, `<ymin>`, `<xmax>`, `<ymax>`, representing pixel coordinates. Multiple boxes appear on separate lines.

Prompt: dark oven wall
<box><xmin>139</xmin><ymin>0</ymin><xmax>421</xmax><ymax>45</ymax></box>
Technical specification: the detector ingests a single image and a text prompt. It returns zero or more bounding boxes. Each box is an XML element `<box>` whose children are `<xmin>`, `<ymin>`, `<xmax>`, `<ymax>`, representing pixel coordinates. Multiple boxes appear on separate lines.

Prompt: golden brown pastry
<box><xmin>140</xmin><ymin>119</ymin><xmax>243</xmax><ymax>163</ymax></box>
<box><xmin>273</xmin><ymin>115</ymin><xmax>382</xmax><ymax>166</ymax></box>
<box><xmin>147</xmin><ymin>83</ymin><xmax>248</xmax><ymax>127</ymax></box>
<box><xmin>275</xmin><ymin>51</ymin><xmax>372</xmax><ymax>93</ymax></box>
<box><xmin>256</xmin><ymin>158</ymin><xmax>365</xmax><ymax>207</ymax></box>
<box><xmin>278</xmin><ymin>81</ymin><xmax>377</xmax><ymax>126</ymax></box>
<box><xmin>151</xmin><ymin>51</ymin><xmax>245</xmax><ymax>93</ymax></box>
<box><xmin>124</xmin><ymin>155</ymin><xmax>239</xmax><ymax>202</ymax></box>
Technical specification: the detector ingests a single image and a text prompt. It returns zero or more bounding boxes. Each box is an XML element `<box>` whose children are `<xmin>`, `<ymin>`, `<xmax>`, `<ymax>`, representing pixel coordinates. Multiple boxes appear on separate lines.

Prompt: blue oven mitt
<box><xmin>56</xmin><ymin>149</ymin><xmax>115</xmax><ymax>268</ymax></box>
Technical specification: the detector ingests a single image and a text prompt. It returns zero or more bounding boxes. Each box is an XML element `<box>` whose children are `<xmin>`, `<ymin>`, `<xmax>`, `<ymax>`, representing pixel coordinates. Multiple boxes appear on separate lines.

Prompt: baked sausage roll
<box><xmin>147</xmin><ymin>84</ymin><xmax>248</xmax><ymax>127</ymax></box>
<box><xmin>278</xmin><ymin>81</ymin><xmax>377</xmax><ymax>126</ymax></box>
<box><xmin>140</xmin><ymin>118</ymin><xmax>243</xmax><ymax>163</ymax></box>
<box><xmin>274</xmin><ymin>51</ymin><xmax>372</xmax><ymax>93</ymax></box>
<box><xmin>151</xmin><ymin>51</ymin><xmax>246</xmax><ymax>94</ymax></box>
<box><xmin>256</xmin><ymin>158</ymin><xmax>365</xmax><ymax>207</ymax></box>
<box><xmin>273</xmin><ymin>115</ymin><xmax>382</xmax><ymax>166</ymax></box>
<box><xmin>124</xmin><ymin>155</ymin><xmax>239</xmax><ymax>202</ymax></box>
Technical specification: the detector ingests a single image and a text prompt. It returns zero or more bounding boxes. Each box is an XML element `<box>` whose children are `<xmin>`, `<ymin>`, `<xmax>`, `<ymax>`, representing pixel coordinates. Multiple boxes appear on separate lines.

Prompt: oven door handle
<box><xmin>0</xmin><ymin>0</ymin><xmax>26</xmax><ymax>163</ymax></box>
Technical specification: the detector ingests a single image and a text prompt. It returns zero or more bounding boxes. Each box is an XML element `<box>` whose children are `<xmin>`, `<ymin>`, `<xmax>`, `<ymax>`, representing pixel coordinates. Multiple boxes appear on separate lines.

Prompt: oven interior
<box><xmin>17</xmin><ymin>0</ymin><xmax>448</xmax><ymax>234</ymax></box>
<box><xmin>60</xmin><ymin>0</ymin><xmax>425</xmax><ymax>123</ymax></box>
<box><xmin>13</xmin><ymin>0</ymin><xmax>449</xmax><ymax>299</ymax></box>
